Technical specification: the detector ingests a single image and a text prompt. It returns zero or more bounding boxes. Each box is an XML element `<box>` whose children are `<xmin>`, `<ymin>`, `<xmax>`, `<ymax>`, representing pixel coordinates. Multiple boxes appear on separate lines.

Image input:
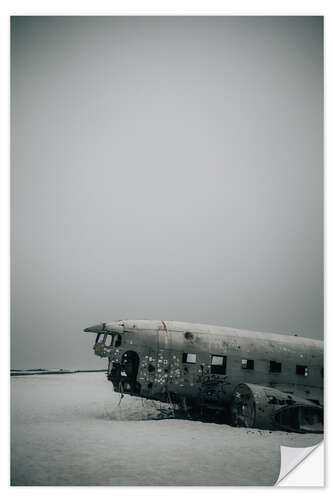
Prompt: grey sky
<box><xmin>11</xmin><ymin>16</ymin><xmax>323</xmax><ymax>369</ymax></box>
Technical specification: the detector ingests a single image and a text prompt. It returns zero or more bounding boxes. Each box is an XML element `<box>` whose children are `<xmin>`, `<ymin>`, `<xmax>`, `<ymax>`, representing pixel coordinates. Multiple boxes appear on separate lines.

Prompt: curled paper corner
<box><xmin>276</xmin><ymin>441</ymin><xmax>324</xmax><ymax>486</ymax></box>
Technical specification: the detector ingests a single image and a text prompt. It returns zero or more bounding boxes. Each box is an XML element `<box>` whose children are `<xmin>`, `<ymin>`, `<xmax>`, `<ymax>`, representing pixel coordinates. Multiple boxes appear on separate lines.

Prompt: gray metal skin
<box><xmin>84</xmin><ymin>319</ymin><xmax>323</xmax><ymax>431</ymax></box>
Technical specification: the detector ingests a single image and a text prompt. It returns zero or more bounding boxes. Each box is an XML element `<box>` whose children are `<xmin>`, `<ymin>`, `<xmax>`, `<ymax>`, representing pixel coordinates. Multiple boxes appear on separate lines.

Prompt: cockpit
<box><xmin>95</xmin><ymin>332</ymin><xmax>122</xmax><ymax>348</ymax></box>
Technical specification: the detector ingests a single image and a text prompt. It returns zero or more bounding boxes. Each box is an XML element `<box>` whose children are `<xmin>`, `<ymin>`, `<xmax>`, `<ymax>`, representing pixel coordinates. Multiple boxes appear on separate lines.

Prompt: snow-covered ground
<box><xmin>11</xmin><ymin>372</ymin><xmax>322</xmax><ymax>486</ymax></box>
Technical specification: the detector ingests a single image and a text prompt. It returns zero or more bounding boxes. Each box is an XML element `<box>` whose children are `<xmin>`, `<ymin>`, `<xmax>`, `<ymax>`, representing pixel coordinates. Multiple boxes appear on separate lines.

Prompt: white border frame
<box><xmin>1</xmin><ymin>1</ymin><xmax>331</xmax><ymax>497</ymax></box>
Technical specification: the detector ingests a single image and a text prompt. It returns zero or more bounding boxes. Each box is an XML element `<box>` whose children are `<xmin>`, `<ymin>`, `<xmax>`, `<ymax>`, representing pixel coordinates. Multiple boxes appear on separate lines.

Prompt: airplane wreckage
<box><xmin>84</xmin><ymin>319</ymin><xmax>323</xmax><ymax>433</ymax></box>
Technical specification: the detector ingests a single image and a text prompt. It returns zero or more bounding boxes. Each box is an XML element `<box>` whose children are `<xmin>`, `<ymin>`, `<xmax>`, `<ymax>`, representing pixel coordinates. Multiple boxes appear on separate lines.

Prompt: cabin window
<box><xmin>242</xmin><ymin>359</ymin><xmax>254</xmax><ymax>370</ymax></box>
<box><xmin>211</xmin><ymin>355</ymin><xmax>227</xmax><ymax>375</ymax></box>
<box><xmin>182</xmin><ymin>353</ymin><xmax>197</xmax><ymax>364</ymax></box>
<box><xmin>296</xmin><ymin>365</ymin><xmax>308</xmax><ymax>376</ymax></box>
<box><xmin>270</xmin><ymin>360</ymin><xmax>282</xmax><ymax>373</ymax></box>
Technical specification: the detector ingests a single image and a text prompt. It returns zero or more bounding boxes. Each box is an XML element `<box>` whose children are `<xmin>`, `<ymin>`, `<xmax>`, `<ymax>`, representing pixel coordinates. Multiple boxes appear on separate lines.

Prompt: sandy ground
<box><xmin>11</xmin><ymin>372</ymin><xmax>322</xmax><ymax>486</ymax></box>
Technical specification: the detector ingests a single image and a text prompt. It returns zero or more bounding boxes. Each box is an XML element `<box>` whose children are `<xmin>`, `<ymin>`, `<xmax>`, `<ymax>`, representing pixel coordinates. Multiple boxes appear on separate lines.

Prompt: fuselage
<box><xmin>84</xmin><ymin>319</ymin><xmax>323</xmax><ymax>409</ymax></box>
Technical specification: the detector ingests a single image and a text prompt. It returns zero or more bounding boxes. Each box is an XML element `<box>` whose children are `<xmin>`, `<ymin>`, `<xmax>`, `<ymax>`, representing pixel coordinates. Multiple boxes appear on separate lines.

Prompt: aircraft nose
<box><xmin>83</xmin><ymin>323</ymin><xmax>105</xmax><ymax>333</ymax></box>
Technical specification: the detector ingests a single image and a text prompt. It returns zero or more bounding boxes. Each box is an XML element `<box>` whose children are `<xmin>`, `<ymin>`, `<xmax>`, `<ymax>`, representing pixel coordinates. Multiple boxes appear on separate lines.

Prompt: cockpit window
<box><xmin>95</xmin><ymin>333</ymin><xmax>121</xmax><ymax>347</ymax></box>
<box><xmin>114</xmin><ymin>334</ymin><xmax>122</xmax><ymax>347</ymax></box>
<box><xmin>96</xmin><ymin>333</ymin><xmax>106</xmax><ymax>344</ymax></box>
<box><xmin>105</xmin><ymin>334</ymin><xmax>113</xmax><ymax>347</ymax></box>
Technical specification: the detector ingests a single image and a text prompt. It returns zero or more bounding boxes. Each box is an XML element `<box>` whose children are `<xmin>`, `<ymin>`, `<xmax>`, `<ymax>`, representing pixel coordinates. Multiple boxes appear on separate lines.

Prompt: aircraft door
<box><xmin>120</xmin><ymin>351</ymin><xmax>140</xmax><ymax>394</ymax></box>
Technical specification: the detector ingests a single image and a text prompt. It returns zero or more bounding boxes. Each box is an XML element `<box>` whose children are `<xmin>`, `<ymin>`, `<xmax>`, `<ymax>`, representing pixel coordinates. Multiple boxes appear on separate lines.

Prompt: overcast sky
<box><xmin>11</xmin><ymin>16</ymin><xmax>323</xmax><ymax>369</ymax></box>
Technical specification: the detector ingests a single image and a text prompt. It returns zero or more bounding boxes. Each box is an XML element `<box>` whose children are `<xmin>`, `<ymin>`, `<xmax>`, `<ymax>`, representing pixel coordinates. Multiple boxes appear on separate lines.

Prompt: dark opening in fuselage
<box><xmin>108</xmin><ymin>350</ymin><xmax>141</xmax><ymax>395</ymax></box>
